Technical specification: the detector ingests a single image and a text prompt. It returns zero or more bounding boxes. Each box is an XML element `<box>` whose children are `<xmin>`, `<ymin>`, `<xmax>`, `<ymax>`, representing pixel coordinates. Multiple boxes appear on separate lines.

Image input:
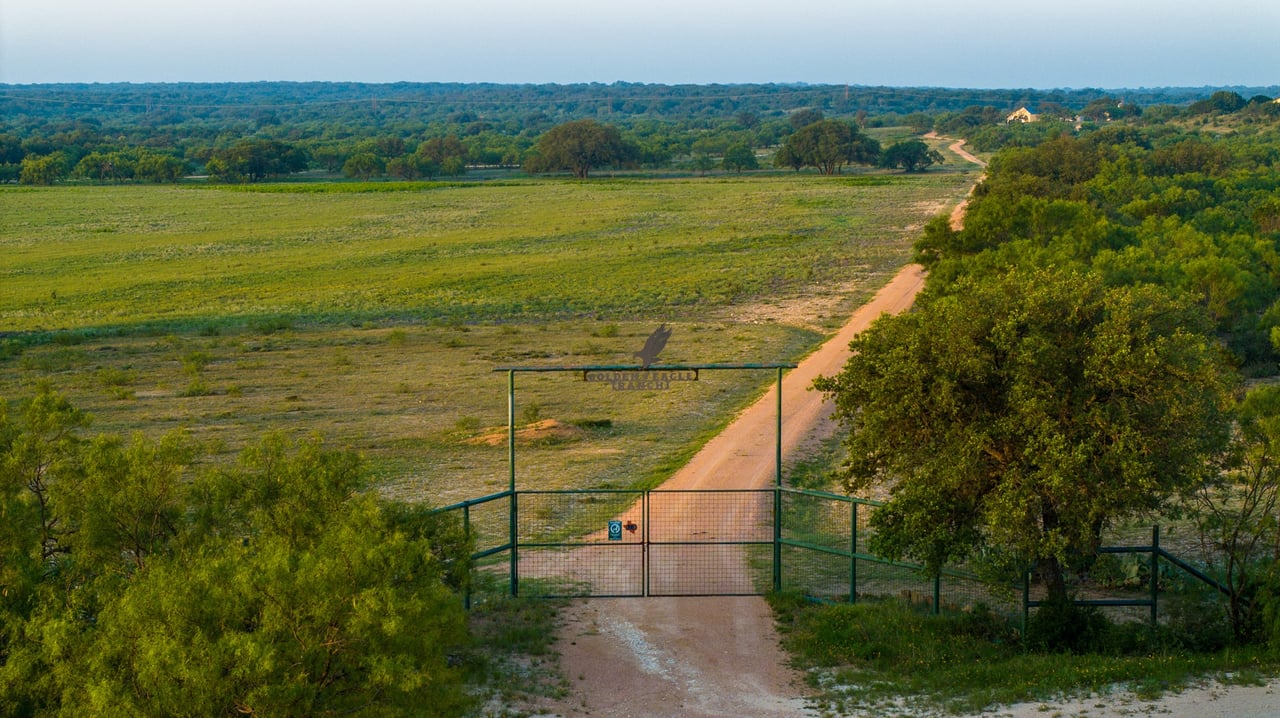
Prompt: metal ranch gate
<box><xmin>433</xmin><ymin>361</ymin><xmax>1232</xmax><ymax>629</ymax></box>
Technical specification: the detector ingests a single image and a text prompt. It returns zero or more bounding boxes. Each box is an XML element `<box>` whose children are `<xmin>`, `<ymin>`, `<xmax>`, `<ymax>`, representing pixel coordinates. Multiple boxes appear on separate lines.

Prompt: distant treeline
<box><xmin>3</xmin><ymin>82</ymin><xmax>1279</xmax><ymax>184</ymax></box>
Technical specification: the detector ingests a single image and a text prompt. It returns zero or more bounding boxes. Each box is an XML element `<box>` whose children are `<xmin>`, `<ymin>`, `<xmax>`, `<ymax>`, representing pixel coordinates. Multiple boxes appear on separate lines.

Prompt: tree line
<box><xmin>4</xmin><ymin>83</ymin><xmax>1276</xmax><ymax>184</ymax></box>
<box><xmin>5</xmin><ymin>114</ymin><xmax>947</xmax><ymax>184</ymax></box>
<box><xmin>818</xmin><ymin>119</ymin><xmax>1280</xmax><ymax>647</ymax></box>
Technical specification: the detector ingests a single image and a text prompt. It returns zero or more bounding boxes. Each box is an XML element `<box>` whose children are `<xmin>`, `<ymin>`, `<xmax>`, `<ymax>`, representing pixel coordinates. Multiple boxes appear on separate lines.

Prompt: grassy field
<box><xmin>0</xmin><ymin>171</ymin><xmax>974</xmax><ymax>506</ymax></box>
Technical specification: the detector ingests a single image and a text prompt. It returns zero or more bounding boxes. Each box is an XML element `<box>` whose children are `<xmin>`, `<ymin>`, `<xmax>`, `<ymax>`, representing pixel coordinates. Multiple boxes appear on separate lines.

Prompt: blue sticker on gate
<box><xmin>607</xmin><ymin>520</ymin><xmax>623</xmax><ymax>541</ymax></box>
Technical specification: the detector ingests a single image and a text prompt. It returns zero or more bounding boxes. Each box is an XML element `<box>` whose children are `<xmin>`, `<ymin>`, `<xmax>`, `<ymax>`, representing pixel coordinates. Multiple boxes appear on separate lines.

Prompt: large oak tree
<box><xmin>774</xmin><ymin>119</ymin><xmax>880</xmax><ymax>175</ymax></box>
<box><xmin>814</xmin><ymin>268</ymin><xmax>1234</xmax><ymax>600</ymax></box>
<box><xmin>524</xmin><ymin>119</ymin><xmax>635</xmax><ymax>178</ymax></box>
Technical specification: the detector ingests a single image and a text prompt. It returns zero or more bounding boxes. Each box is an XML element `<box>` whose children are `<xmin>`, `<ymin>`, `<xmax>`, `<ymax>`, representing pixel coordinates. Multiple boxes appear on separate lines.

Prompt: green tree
<box><xmin>74</xmin><ymin>435</ymin><xmax>471</xmax><ymax>716</ymax></box>
<box><xmin>18</xmin><ymin>153</ymin><xmax>68</xmax><ymax>185</ymax></box>
<box><xmin>776</xmin><ymin>120</ymin><xmax>880</xmax><ymax>175</ymax></box>
<box><xmin>134</xmin><ymin>152</ymin><xmax>186</xmax><ymax>183</ymax></box>
<box><xmin>880</xmin><ymin>139</ymin><xmax>945</xmax><ymax>172</ymax></box>
<box><xmin>208</xmin><ymin>139</ymin><xmax>308</xmax><ymax>183</ymax></box>
<box><xmin>342</xmin><ymin>152</ymin><xmax>384</xmax><ymax>180</ymax></box>
<box><xmin>721</xmin><ymin>142</ymin><xmax>759</xmax><ymax>173</ymax></box>
<box><xmin>788</xmin><ymin>108</ymin><xmax>824</xmax><ymax>130</ymax></box>
<box><xmin>525</xmin><ymin>119</ymin><xmax>635</xmax><ymax>178</ymax></box>
<box><xmin>814</xmin><ymin>268</ymin><xmax>1234</xmax><ymax>601</ymax></box>
<box><xmin>1187</xmin><ymin>385</ymin><xmax>1280</xmax><ymax>642</ymax></box>
<box><xmin>0</xmin><ymin>391</ymin><xmax>473</xmax><ymax>716</ymax></box>
<box><xmin>73</xmin><ymin>151</ymin><xmax>132</xmax><ymax>182</ymax></box>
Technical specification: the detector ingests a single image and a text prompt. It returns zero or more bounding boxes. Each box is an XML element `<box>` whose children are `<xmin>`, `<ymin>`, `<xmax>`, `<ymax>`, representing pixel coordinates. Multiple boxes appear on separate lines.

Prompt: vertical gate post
<box><xmin>464</xmin><ymin>503</ymin><xmax>472</xmax><ymax>610</ymax></box>
<box><xmin>773</xmin><ymin>367</ymin><xmax>783</xmax><ymax>593</ymax></box>
<box><xmin>850</xmin><ymin>501</ymin><xmax>857</xmax><ymax>603</ymax></box>
<box><xmin>643</xmin><ymin>491</ymin><xmax>650</xmax><ymax>597</ymax></box>
<box><xmin>508</xmin><ymin>370</ymin><xmax>518</xmax><ymax>597</ymax></box>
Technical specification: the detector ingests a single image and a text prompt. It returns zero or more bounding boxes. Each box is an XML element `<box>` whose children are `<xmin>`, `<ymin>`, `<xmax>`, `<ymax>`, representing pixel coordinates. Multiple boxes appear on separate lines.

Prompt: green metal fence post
<box><xmin>773</xmin><ymin>366</ymin><xmax>783</xmax><ymax>594</ymax></box>
<box><xmin>1150</xmin><ymin>525</ymin><xmax>1160</xmax><ymax>626</ymax></box>
<box><xmin>508</xmin><ymin>370</ymin><xmax>518</xmax><ymax>598</ymax></box>
<box><xmin>464</xmin><ymin>503</ymin><xmax>472</xmax><ymax>610</ymax></box>
<box><xmin>511</xmin><ymin>491</ymin><xmax>519</xmax><ymax>598</ymax></box>
<box><xmin>643</xmin><ymin>491</ymin><xmax>650</xmax><ymax>597</ymax></box>
<box><xmin>850</xmin><ymin>501</ymin><xmax>858</xmax><ymax>603</ymax></box>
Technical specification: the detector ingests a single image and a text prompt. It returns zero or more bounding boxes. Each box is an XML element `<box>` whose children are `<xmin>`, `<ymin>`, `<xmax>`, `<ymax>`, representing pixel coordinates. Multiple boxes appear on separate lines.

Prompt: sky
<box><xmin>1</xmin><ymin>0</ymin><xmax>1277</xmax><ymax>89</ymax></box>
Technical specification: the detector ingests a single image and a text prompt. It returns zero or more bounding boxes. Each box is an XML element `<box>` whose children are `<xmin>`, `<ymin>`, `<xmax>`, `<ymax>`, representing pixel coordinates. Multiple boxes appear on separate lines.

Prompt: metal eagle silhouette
<box><xmin>633</xmin><ymin>324</ymin><xmax>671</xmax><ymax>369</ymax></box>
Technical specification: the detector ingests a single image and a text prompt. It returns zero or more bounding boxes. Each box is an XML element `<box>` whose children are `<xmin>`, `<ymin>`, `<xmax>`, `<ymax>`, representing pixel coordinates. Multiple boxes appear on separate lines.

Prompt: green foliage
<box><xmin>880</xmin><ymin>139</ymin><xmax>945</xmax><ymax>172</ymax></box>
<box><xmin>1185</xmin><ymin>383</ymin><xmax>1280</xmax><ymax>641</ymax></box>
<box><xmin>524</xmin><ymin>119</ymin><xmax>637</xmax><ymax>178</ymax></box>
<box><xmin>19</xmin><ymin>153</ymin><xmax>68</xmax><ymax>185</ymax></box>
<box><xmin>774</xmin><ymin>119</ymin><xmax>880</xmax><ymax>175</ymax></box>
<box><xmin>720</xmin><ymin>142</ymin><xmax>759</xmax><ymax>173</ymax></box>
<box><xmin>1025</xmin><ymin>593</ymin><xmax>1113</xmax><ymax>653</ymax></box>
<box><xmin>921</xmin><ymin>128</ymin><xmax>1280</xmax><ymax>367</ymax></box>
<box><xmin>0</xmin><ymin>389</ymin><xmax>474</xmax><ymax>716</ymax></box>
<box><xmin>815</xmin><ymin>268</ymin><xmax>1235</xmax><ymax>597</ymax></box>
<box><xmin>1257</xmin><ymin>569</ymin><xmax>1280</xmax><ymax>651</ymax></box>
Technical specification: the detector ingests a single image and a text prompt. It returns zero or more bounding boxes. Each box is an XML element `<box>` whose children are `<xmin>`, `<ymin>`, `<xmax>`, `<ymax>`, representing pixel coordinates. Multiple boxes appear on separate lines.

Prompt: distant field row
<box><xmin>0</xmin><ymin>174</ymin><xmax>973</xmax><ymax>334</ymax></box>
<box><xmin>0</xmin><ymin>172</ymin><xmax>973</xmax><ymax>504</ymax></box>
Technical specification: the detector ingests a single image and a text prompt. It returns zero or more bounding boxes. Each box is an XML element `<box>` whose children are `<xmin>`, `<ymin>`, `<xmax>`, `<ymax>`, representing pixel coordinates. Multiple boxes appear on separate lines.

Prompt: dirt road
<box><xmin>527</xmin><ymin>140</ymin><xmax>986</xmax><ymax>718</ymax></box>
<box><xmin>529</xmin><ymin>265</ymin><xmax>928</xmax><ymax>718</ymax></box>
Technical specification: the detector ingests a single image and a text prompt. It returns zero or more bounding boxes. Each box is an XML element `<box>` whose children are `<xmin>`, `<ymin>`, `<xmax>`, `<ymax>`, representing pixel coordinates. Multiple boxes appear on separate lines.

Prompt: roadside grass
<box><xmin>459</xmin><ymin>585</ymin><xmax>572</xmax><ymax>716</ymax></box>
<box><xmin>770</xmin><ymin>592</ymin><xmax>1278</xmax><ymax>717</ymax></box>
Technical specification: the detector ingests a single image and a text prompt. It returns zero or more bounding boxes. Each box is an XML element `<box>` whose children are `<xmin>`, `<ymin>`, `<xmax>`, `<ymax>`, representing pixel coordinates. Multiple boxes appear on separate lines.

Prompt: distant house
<box><xmin>1005</xmin><ymin>107</ymin><xmax>1038</xmax><ymax>124</ymax></box>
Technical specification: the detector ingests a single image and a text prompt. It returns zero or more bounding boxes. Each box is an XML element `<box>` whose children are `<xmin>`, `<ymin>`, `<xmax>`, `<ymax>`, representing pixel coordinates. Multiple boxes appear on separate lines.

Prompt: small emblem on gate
<box><xmin>607</xmin><ymin>520</ymin><xmax>623</xmax><ymax>541</ymax></box>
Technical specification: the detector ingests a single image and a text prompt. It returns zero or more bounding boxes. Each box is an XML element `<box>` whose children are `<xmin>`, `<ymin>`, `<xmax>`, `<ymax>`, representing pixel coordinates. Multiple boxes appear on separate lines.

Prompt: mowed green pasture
<box><xmin>0</xmin><ymin>174</ymin><xmax>973</xmax><ymax>505</ymax></box>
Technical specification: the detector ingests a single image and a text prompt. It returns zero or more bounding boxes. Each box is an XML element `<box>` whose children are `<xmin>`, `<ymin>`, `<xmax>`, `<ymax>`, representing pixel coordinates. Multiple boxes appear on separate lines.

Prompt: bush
<box><xmin>1026</xmin><ymin>593</ymin><xmax>1112</xmax><ymax>653</ymax></box>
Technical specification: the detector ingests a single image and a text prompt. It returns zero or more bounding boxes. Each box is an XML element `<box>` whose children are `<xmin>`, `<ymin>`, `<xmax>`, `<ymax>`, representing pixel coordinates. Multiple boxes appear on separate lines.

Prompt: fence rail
<box><xmin>435</xmin><ymin>487</ymin><xmax>1229</xmax><ymax>625</ymax></box>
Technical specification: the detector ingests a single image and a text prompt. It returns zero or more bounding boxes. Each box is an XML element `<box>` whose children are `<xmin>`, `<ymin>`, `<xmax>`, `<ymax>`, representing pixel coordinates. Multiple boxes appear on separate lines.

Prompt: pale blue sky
<box><xmin>1</xmin><ymin>0</ymin><xmax>1277</xmax><ymax>88</ymax></box>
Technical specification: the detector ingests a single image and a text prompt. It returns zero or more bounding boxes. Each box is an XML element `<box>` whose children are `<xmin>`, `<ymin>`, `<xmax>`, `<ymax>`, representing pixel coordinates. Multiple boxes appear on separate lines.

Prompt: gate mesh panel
<box><xmin>647</xmin><ymin>490</ymin><xmax>773</xmax><ymax>542</ymax></box>
<box><xmin>781</xmin><ymin>490</ymin><xmax>852</xmax><ymax>551</ymax></box>
<box><xmin>518</xmin><ymin>545</ymin><xmax>644</xmax><ymax>598</ymax></box>
<box><xmin>646</xmin><ymin>490</ymin><xmax>774</xmax><ymax>596</ymax></box>
<box><xmin>782</xmin><ymin>543</ymin><xmax>851</xmax><ymax>600</ymax></box>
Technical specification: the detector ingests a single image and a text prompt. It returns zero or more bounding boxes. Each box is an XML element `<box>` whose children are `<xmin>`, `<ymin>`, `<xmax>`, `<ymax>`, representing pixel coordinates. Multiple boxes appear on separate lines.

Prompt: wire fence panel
<box><xmin>780</xmin><ymin>489</ymin><xmax>853</xmax><ymax>553</ymax></box>
<box><xmin>646</xmin><ymin>490</ymin><xmax>774</xmax><ymax>596</ymax></box>
<box><xmin>647</xmin><ymin>544</ymin><xmax>773</xmax><ymax>596</ymax></box>
<box><xmin>781</xmin><ymin>543</ymin><xmax>851</xmax><ymax>600</ymax></box>
<box><xmin>517</xmin><ymin>490</ymin><xmax>644</xmax><ymax>545</ymax></box>
<box><xmin>647</xmin><ymin>490</ymin><xmax>774</xmax><ymax>542</ymax></box>
<box><xmin>518</xmin><ymin>545</ymin><xmax>645</xmax><ymax>598</ymax></box>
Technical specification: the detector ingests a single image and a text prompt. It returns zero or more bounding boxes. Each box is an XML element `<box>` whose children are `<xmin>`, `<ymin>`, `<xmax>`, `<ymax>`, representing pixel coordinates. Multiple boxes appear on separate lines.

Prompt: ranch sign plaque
<box><xmin>581</xmin><ymin>324</ymin><xmax>698</xmax><ymax>390</ymax></box>
<box><xmin>584</xmin><ymin>368</ymin><xmax>698</xmax><ymax>391</ymax></box>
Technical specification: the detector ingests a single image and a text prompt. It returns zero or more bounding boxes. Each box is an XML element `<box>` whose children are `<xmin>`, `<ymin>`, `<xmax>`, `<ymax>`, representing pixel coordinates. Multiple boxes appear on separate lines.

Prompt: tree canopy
<box><xmin>0</xmin><ymin>386</ymin><xmax>472</xmax><ymax>716</ymax></box>
<box><xmin>814</xmin><ymin>268</ymin><xmax>1234</xmax><ymax>599</ymax></box>
<box><xmin>773</xmin><ymin>119</ymin><xmax>880</xmax><ymax>175</ymax></box>
<box><xmin>880</xmin><ymin>139</ymin><xmax>945</xmax><ymax>172</ymax></box>
<box><xmin>524</xmin><ymin>119</ymin><xmax>636</xmax><ymax>178</ymax></box>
